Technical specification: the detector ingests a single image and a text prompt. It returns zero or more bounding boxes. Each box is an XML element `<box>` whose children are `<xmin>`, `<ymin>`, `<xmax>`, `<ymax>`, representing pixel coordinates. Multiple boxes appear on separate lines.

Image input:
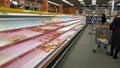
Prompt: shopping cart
<box><xmin>88</xmin><ymin>24</ymin><xmax>96</xmax><ymax>34</ymax></box>
<box><xmin>93</xmin><ymin>27</ymin><xmax>112</xmax><ymax>54</ymax></box>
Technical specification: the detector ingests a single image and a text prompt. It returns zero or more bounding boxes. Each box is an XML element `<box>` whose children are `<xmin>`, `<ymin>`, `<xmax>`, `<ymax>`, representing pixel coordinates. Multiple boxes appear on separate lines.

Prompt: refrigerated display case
<box><xmin>0</xmin><ymin>8</ymin><xmax>86</xmax><ymax>68</ymax></box>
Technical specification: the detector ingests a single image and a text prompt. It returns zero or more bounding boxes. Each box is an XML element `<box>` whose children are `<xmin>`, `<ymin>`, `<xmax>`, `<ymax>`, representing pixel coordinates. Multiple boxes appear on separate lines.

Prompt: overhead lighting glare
<box><xmin>78</xmin><ymin>0</ymin><xmax>83</xmax><ymax>1</ymax></box>
<box><xmin>70</xmin><ymin>4</ymin><xmax>74</xmax><ymax>6</ymax></box>
<box><xmin>108</xmin><ymin>1</ymin><xmax>112</xmax><ymax>4</ymax></box>
<box><xmin>48</xmin><ymin>1</ymin><xmax>59</xmax><ymax>6</ymax></box>
<box><xmin>81</xmin><ymin>1</ymin><xmax>84</xmax><ymax>4</ymax></box>
<box><xmin>92</xmin><ymin>0</ymin><xmax>96</xmax><ymax>5</ymax></box>
<box><xmin>62</xmin><ymin>0</ymin><xmax>74</xmax><ymax>6</ymax></box>
<box><xmin>10</xmin><ymin>0</ymin><xmax>18</xmax><ymax>6</ymax></box>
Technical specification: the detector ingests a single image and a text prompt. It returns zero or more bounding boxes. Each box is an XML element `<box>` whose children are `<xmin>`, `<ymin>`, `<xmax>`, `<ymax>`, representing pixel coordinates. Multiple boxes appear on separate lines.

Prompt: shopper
<box><xmin>91</xmin><ymin>15</ymin><xmax>97</xmax><ymax>24</ymax></box>
<box><xmin>109</xmin><ymin>12</ymin><xmax>120</xmax><ymax>59</ymax></box>
<box><xmin>101</xmin><ymin>14</ymin><xmax>106</xmax><ymax>24</ymax></box>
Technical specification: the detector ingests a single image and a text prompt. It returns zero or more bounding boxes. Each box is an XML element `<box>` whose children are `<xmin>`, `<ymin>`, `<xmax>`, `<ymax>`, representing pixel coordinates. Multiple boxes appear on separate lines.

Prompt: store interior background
<box><xmin>0</xmin><ymin>0</ymin><xmax>120</xmax><ymax>15</ymax></box>
<box><xmin>0</xmin><ymin>0</ymin><xmax>120</xmax><ymax>68</ymax></box>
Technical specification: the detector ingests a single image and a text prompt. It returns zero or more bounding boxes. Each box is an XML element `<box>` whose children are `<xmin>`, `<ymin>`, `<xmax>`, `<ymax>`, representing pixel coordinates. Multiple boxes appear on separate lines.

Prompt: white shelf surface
<box><xmin>38</xmin><ymin>25</ymin><xmax>85</xmax><ymax>68</ymax></box>
<box><xmin>0</xmin><ymin>29</ymin><xmax>41</xmax><ymax>47</ymax></box>
<box><xmin>5</xmin><ymin>32</ymin><xmax>68</xmax><ymax>68</ymax></box>
<box><xmin>0</xmin><ymin>22</ymin><xmax>81</xmax><ymax>66</ymax></box>
<box><xmin>0</xmin><ymin>19</ymin><xmax>81</xmax><ymax>48</ymax></box>
<box><xmin>0</xmin><ymin>33</ymin><xmax>51</xmax><ymax>66</ymax></box>
<box><xmin>5</xmin><ymin>24</ymin><xmax>84</xmax><ymax>68</ymax></box>
<box><xmin>58</xmin><ymin>23</ymin><xmax>80</xmax><ymax>31</ymax></box>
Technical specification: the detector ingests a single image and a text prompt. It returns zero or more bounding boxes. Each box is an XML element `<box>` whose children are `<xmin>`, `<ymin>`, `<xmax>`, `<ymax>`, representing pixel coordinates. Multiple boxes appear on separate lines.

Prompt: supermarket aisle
<box><xmin>56</xmin><ymin>25</ymin><xmax>120</xmax><ymax>68</ymax></box>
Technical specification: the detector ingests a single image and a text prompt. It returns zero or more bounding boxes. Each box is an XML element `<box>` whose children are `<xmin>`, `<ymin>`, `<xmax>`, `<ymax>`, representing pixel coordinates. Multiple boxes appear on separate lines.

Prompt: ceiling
<box><xmin>49</xmin><ymin>0</ymin><xmax>113</xmax><ymax>7</ymax></box>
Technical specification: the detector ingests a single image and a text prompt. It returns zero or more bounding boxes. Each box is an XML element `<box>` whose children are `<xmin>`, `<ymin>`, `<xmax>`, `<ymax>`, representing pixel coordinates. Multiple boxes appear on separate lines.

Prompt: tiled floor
<box><xmin>56</xmin><ymin>25</ymin><xmax>120</xmax><ymax>68</ymax></box>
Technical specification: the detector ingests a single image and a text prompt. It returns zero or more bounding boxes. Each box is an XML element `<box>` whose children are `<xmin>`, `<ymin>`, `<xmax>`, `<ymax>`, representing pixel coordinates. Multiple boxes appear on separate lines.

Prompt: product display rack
<box><xmin>0</xmin><ymin>19</ymin><xmax>81</xmax><ymax>50</ymax></box>
<box><xmin>38</xmin><ymin>25</ymin><xmax>86</xmax><ymax>68</ymax></box>
<box><xmin>0</xmin><ymin>8</ymin><xmax>86</xmax><ymax>68</ymax></box>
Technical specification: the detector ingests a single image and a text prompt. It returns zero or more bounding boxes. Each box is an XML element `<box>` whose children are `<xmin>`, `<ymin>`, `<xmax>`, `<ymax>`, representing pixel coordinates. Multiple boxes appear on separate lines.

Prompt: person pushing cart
<box><xmin>93</xmin><ymin>23</ymin><xmax>112</xmax><ymax>54</ymax></box>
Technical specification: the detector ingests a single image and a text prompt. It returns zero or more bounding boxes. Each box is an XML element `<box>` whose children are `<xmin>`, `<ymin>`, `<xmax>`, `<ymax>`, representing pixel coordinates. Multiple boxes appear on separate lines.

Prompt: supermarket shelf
<box><xmin>4</xmin><ymin>24</ymin><xmax>84</xmax><ymax>68</ymax></box>
<box><xmin>0</xmin><ymin>29</ymin><xmax>41</xmax><ymax>48</ymax></box>
<box><xmin>44</xmin><ymin>19</ymin><xmax>81</xmax><ymax>26</ymax></box>
<box><xmin>0</xmin><ymin>10</ymin><xmax>86</xmax><ymax>68</ymax></box>
<box><xmin>38</xmin><ymin>24</ymin><xmax>86</xmax><ymax>68</ymax></box>
<box><xmin>0</xmin><ymin>19</ymin><xmax>80</xmax><ymax>32</ymax></box>
<box><xmin>0</xmin><ymin>23</ymin><xmax>81</xmax><ymax>67</ymax></box>
<box><xmin>0</xmin><ymin>20</ymin><xmax>81</xmax><ymax>50</ymax></box>
<box><xmin>0</xmin><ymin>30</ymin><xmax>45</xmax><ymax>50</ymax></box>
<box><xmin>44</xmin><ymin>25</ymin><xmax>86</xmax><ymax>68</ymax></box>
<box><xmin>0</xmin><ymin>23</ymin><xmax>43</xmax><ymax>32</ymax></box>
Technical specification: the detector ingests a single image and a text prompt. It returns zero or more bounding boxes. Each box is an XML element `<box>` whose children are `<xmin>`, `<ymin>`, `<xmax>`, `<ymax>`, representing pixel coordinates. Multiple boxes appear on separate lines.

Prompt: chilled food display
<box><xmin>0</xmin><ymin>12</ymin><xmax>86</xmax><ymax>68</ymax></box>
<box><xmin>30</xmin><ymin>20</ymin><xmax>82</xmax><ymax>33</ymax></box>
<box><xmin>52</xmin><ymin>23</ymin><xmax>65</xmax><ymax>27</ymax></box>
<box><xmin>40</xmin><ymin>38</ymin><xmax>63</xmax><ymax>52</ymax></box>
<box><xmin>51</xmin><ymin>18</ymin><xmax>62</xmax><ymax>22</ymax></box>
<box><xmin>40</xmin><ymin>26</ymin><xmax>58</xmax><ymax>31</ymax></box>
<box><xmin>31</xmin><ymin>27</ymin><xmax>44</xmax><ymax>32</ymax></box>
<box><xmin>0</xmin><ymin>29</ymin><xmax>41</xmax><ymax>47</ymax></box>
<box><xmin>31</xmin><ymin>26</ymin><xmax>58</xmax><ymax>32</ymax></box>
<box><xmin>4</xmin><ymin>25</ymin><xmax>81</xmax><ymax>68</ymax></box>
<box><xmin>0</xmin><ymin>22</ymin><xmax>81</xmax><ymax>67</ymax></box>
<box><xmin>38</xmin><ymin>25</ymin><xmax>84</xmax><ymax>68</ymax></box>
<box><xmin>59</xmin><ymin>20</ymin><xmax>81</xmax><ymax>26</ymax></box>
<box><xmin>6</xmin><ymin>34</ymin><xmax>27</xmax><ymax>43</ymax></box>
<box><xmin>0</xmin><ymin>19</ymin><xmax>81</xmax><ymax>48</ymax></box>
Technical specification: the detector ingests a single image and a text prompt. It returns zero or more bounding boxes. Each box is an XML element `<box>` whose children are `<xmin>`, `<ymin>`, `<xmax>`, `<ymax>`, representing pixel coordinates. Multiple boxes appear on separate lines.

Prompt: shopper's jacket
<box><xmin>110</xmin><ymin>16</ymin><xmax>120</xmax><ymax>46</ymax></box>
<box><xmin>101</xmin><ymin>17</ymin><xmax>106</xmax><ymax>24</ymax></box>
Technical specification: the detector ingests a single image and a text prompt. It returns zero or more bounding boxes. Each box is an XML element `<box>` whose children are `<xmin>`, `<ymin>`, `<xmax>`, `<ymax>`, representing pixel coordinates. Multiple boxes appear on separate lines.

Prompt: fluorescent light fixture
<box><xmin>12</xmin><ymin>1</ymin><xmax>18</xmax><ymax>6</ymax></box>
<box><xmin>93</xmin><ymin>11</ymin><xmax>95</xmax><ymax>13</ymax></box>
<box><xmin>48</xmin><ymin>1</ymin><xmax>59</xmax><ymax>6</ymax></box>
<box><xmin>80</xmin><ymin>1</ymin><xmax>85</xmax><ymax>6</ymax></box>
<box><xmin>108</xmin><ymin>1</ymin><xmax>112</xmax><ymax>4</ymax></box>
<box><xmin>81</xmin><ymin>1</ymin><xmax>84</xmax><ymax>4</ymax></box>
<box><xmin>70</xmin><ymin>4</ymin><xmax>74</xmax><ymax>6</ymax></box>
<box><xmin>78</xmin><ymin>0</ymin><xmax>83</xmax><ymax>1</ymax></box>
<box><xmin>62</xmin><ymin>0</ymin><xmax>74</xmax><ymax>6</ymax></box>
<box><xmin>92</xmin><ymin>0</ymin><xmax>96</xmax><ymax>5</ymax></box>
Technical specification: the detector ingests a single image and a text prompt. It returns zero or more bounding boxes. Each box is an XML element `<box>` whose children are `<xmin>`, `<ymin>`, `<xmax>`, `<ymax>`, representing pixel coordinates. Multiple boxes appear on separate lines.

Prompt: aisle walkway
<box><xmin>56</xmin><ymin>25</ymin><xmax>120</xmax><ymax>68</ymax></box>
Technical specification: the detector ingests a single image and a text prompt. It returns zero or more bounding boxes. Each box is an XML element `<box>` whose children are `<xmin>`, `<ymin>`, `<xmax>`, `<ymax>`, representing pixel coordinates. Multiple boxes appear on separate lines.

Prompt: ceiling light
<box><xmin>12</xmin><ymin>1</ymin><xmax>18</xmax><ymax>6</ymax></box>
<box><xmin>81</xmin><ymin>1</ymin><xmax>84</xmax><ymax>4</ymax></box>
<box><xmin>108</xmin><ymin>1</ymin><xmax>112</xmax><ymax>4</ymax></box>
<box><xmin>82</xmin><ymin>4</ymin><xmax>86</xmax><ymax>6</ymax></box>
<box><xmin>70</xmin><ymin>4</ymin><xmax>74</xmax><ymax>6</ymax></box>
<box><xmin>92</xmin><ymin>0</ymin><xmax>96</xmax><ymax>5</ymax></box>
<box><xmin>48</xmin><ymin>1</ymin><xmax>59</xmax><ymax>6</ymax></box>
<box><xmin>93</xmin><ymin>11</ymin><xmax>95</xmax><ymax>13</ymax></box>
<box><xmin>78</xmin><ymin>0</ymin><xmax>83</xmax><ymax>2</ymax></box>
<box><xmin>62</xmin><ymin>0</ymin><xmax>74</xmax><ymax>6</ymax></box>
